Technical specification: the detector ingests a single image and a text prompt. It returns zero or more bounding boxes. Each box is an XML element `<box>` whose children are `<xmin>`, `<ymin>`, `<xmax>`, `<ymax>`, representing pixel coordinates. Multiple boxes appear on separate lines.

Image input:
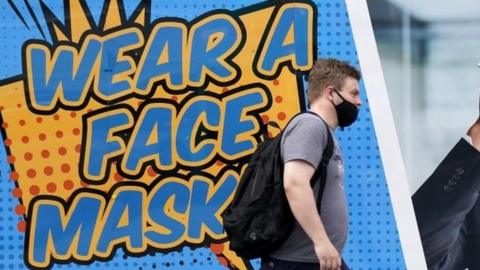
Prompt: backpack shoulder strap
<box><xmin>304</xmin><ymin>112</ymin><xmax>334</xmax><ymax>214</ymax></box>
<box><xmin>260</xmin><ymin>111</ymin><xmax>305</xmax><ymax>140</ymax></box>
<box><xmin>316</xmin><ymin>130</ymin><xmax>334</xmax><ymax>214</ymax></box>
<box><xmin>270</xmin><ymin>111</ymin><xmax>334</xmax><ymax>175</ymax></box>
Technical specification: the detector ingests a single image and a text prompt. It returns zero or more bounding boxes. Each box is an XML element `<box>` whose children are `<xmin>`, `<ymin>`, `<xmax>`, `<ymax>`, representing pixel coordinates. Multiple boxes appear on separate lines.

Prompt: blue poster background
<box><xmin>0</xmin><ymin>0</ymin><xmax>406</xmax><ymax>269</ymax></box>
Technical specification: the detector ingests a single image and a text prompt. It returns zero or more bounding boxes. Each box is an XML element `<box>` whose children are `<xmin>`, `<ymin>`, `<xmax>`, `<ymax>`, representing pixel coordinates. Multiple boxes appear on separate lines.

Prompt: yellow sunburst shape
<box><xmin>0</xmin><ymin>0</ymin><xmax>316</xmax><ymax>269</ymax></box>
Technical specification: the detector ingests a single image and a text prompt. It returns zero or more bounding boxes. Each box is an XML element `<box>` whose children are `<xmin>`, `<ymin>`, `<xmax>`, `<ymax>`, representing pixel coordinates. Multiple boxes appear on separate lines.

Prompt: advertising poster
<box><xmin>0</xmin><ymin>0</ymin><xmax>427</xmax><ymax>269</ymax></box>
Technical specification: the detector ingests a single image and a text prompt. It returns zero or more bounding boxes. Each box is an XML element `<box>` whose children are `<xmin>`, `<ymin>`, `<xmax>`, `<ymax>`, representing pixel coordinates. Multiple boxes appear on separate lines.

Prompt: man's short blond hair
<box><xmin>307</xmin><ymin>58</ymin><xmax>361</xmax><ymax>104</ymax></box>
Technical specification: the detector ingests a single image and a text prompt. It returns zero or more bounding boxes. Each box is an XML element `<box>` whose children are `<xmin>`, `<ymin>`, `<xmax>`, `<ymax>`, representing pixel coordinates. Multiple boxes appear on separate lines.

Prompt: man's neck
<box><xmin>309</xmin><ymin>102</ymin><xmax>338</xmax><ymax>129</ymax></box>
<box><xmin>467</xmin><ymin>118</ymin><xmax>480</xmax><ymax>151</ymax></box>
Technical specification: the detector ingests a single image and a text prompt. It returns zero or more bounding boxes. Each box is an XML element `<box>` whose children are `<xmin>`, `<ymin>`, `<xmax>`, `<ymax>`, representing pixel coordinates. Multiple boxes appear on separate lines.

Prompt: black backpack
<box><xmin>221</xmin><ymin>111</ymin><xmax>334</xmax><ymax>259</ymax></box>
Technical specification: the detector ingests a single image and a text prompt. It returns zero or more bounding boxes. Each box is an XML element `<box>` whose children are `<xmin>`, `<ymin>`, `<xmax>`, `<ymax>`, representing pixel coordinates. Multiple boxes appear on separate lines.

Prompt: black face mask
<box><xmin>332</xmin><ymin>89</ymin><xmax>358</xmax><ymax>128</ymax></box>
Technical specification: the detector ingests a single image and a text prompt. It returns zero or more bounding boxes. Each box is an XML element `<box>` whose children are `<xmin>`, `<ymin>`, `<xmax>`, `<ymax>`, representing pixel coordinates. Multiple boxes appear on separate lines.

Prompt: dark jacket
<box><xmin>413</xmin><ymin>138</ymin><xmax>480</xmax><ymax>269</ymax></box>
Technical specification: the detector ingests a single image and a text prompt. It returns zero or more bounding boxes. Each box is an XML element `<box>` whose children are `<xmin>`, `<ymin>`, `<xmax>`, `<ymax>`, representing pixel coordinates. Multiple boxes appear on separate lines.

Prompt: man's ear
<box><xmin>323</xmin><ymin>85</ymin><xmax>334</xmax><ymax>100</ymax></box>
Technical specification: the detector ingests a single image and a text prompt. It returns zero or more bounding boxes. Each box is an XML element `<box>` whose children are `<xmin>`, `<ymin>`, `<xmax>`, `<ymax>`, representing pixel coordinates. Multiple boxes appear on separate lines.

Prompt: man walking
<box><xmin>261</xmin><ymin>59</ymin><xmax>362</xmax><ymax>270</ymax></box>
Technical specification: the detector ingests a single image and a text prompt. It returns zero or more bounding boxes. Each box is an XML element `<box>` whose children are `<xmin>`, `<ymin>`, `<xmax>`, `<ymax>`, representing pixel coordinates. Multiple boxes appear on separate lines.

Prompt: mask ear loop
<box><xmin>332</xmin><ymin>88</ymin><xmax>348</xmax><ymax>102</ymax></box>
<box><xmin>330</xmin><ymin>88</ymin><xmax>344</xmax><ymax>111</ymax></box>
<box><xmin>331</xmin><ymin>88</ymin><xmax>346</xmax><ymax>131</ymax></box>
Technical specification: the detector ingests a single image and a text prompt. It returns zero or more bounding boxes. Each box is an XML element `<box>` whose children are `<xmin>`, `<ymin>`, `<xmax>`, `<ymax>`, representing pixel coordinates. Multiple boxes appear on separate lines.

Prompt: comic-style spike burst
<box><xmin>7</xmin><ymin>0</ymin><xmax>30</xmax><ymax>30</ymax></box>
<box><xmin>101</xmin><ymin>0</ymin><xmax>124</xmax><ymax>30</ymax></box>
<box><xmin>134</xmin><ymin>7</ymin><xmax>146</xmax><ymax>26</ymax></box>
<box><xmin>68</xmin><ymin>0</ymin><xmax>93</xmax><ymax>42</ymax></box>
<box><xmin>52</xmin><ymin>23</ymin><xmax>69</xmax><ymax>41</ymax></box>
<box><xmin>210</xmin><ymin>243</ymin><xmax>252</xmax><ymax>270</ymax></box>
<box><xmin>38</xmin><ymin>0</ymin><xmax>151</xmax><ymax>44</ymax></box>
<box><xmin>6</xmin><ymin>1</ymin><xmax>241</xmax><ymax>269</ymax></box>
<box><xmin>39</xmin><ymin>0</ymin><xmax>94</xmax><ymax>44</ymax></box>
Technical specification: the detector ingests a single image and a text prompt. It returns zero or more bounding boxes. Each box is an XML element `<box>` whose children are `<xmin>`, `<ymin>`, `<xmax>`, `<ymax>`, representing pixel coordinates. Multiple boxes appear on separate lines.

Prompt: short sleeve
<box><xmin>281</xmin><ymin>115</ymin><xmax>329</xmax><ymax>170</ymax></box>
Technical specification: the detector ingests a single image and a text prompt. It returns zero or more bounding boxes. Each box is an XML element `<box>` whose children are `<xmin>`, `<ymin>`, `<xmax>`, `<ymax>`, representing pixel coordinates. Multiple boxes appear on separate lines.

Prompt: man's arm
<box><xmin>283</xmin><ymin>160</ymin><xmax>341</xmax><ymax>270</ymax></box>
<box><xmin>412</xmin><ymin>117</ymin><xmax>480</xmax><ymax>266</ymax></box>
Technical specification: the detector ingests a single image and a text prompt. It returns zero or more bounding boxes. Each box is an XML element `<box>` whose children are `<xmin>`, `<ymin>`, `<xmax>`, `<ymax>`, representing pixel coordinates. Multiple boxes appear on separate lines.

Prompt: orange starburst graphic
<box><xmin>0</xmin><ymin>1</ymin><xmax>313</xmax><ymax>269</ymax></box>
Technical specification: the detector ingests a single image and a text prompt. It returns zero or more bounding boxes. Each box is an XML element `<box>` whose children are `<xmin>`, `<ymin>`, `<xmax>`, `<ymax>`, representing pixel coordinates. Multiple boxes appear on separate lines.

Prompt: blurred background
<box><xmin>367</xmin><ymin>0</ymin><xmax>480</xmax><ymax>193</ymax></box>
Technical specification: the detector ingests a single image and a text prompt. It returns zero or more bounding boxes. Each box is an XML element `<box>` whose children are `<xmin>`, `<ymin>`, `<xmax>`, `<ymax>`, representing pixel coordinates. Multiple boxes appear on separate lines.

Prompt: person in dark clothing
<box><xmin>413</xmin><ymin>99</ymin><xmax>480</xmax><ymax>270</ymax></box>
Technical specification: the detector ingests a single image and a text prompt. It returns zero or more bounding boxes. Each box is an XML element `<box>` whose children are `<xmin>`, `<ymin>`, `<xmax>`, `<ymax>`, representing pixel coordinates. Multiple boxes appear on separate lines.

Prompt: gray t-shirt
<box><xmin>269</xmin><ymin>113</ymin><xmax>348</xmax><ymax>263</ymax></box>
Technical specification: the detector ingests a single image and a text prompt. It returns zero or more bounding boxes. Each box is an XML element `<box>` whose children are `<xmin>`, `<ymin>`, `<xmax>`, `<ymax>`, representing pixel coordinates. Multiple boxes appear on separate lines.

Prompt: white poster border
<box><xmin>345</xmin><ymin>1</ymin><xmax>428</xmax><ymax>269</ymax></box>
